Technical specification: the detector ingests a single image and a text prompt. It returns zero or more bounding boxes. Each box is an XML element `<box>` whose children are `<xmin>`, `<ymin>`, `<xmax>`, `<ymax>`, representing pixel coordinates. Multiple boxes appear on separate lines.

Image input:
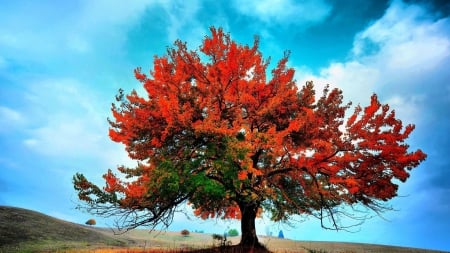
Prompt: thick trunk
<box><xmin>239</xmin><ymin>202</ymin><xmax>261</xmax><ymax>248</ymax></box>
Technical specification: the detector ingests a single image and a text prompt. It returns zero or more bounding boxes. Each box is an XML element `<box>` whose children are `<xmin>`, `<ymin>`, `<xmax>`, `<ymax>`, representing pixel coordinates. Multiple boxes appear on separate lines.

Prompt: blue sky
<box><xmin>1</xmin><ymin>0</ymin><xmax>449</xmax><ymax>251</ymax></box>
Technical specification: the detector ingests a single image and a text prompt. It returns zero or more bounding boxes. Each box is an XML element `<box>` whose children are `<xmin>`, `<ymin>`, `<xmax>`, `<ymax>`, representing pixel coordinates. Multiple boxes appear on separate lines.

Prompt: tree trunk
<box><xmin>239</xmin><ymin>202</ymin><xmax>261</xmax><ymax>248</ymax></box>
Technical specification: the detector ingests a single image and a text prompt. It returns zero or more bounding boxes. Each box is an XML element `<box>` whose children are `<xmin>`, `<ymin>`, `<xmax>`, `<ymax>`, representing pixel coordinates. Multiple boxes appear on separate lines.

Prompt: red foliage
<box><xmin>74</xmin><ymin>27</ymin><xmax>426</xmax><ymax>243</ymax></box>
<box><xmin>85</xmin><ymin>219</ymin><xmax>96</xmax><ymax>226</ymax></box>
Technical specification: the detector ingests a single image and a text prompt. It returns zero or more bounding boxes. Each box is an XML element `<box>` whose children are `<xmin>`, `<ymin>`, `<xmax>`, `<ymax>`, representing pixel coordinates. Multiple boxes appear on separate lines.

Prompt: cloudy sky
<box><xmin>1</xmin><ymin>0</ymin><xmax>449</xmax><ymax>251</ymax></box>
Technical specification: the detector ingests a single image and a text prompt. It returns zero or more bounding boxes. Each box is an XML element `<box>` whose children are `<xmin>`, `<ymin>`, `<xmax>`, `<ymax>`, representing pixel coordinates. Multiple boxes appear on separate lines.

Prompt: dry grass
<box><xmin>50</xmin><ymin>249</ymin><xmax>203</xmax><ymax>253</ymax></box>
<box><xmin>259</xmin><ymin>238</ymin><xmax>445</xmax><ymax>253</ymax></box>
<box><xmin>1</xmin><ymin>206</ymin><xmax>447</xmax><ymax>253</ymax></box>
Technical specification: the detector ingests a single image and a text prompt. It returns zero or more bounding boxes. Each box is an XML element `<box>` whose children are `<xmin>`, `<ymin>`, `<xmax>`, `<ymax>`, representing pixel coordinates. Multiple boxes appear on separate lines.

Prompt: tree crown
<box><xmin>74</xmin><ymin>27</ymin><xmax>426</xmax><ymax>232</ymax></box>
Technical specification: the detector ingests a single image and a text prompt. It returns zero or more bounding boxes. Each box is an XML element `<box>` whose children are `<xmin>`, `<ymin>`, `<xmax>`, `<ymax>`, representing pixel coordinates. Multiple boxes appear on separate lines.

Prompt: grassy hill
<box><xmin>0</xmin><ymin>206</ymin><xmax>128</xmax><ymax>252</ymax></box>
<box><xmin>0</xmin><ymin>206</ymin><xmax>446</xmax><ymax>253</ymax></box>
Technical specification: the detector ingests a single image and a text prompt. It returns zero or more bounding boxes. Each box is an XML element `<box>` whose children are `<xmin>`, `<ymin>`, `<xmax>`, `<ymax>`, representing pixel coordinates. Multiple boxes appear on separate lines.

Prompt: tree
<box><xmin>228</xmin><ymin>228</ymin><xmax>239</xmax><ymax>237</ymax></box>
<box><xmin>278</xmin><ymin>230</ymin><xmax>284</xmax><ymax>239</ymax></box>
<box><xmin>85</xmin><ymin>219</ymin><xmax>96</xmax><ymax>226</ymax></box>
<box><xmin>181</xmin><ymin>229</ymin><xmax>190</xmax><ymax>236</ymax></box>
<box><xmin>73</xmin><ymin>27</ymin><xmax>426</xmax><ymax>248</ymax></box>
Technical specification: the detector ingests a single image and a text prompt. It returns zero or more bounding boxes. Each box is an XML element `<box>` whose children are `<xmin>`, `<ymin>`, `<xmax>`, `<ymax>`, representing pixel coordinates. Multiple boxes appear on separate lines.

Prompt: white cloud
<box><xmin>21</xmin><ymin>80</ymin><xmax>104</xmax><ymax>152</ymax></box>
<box><xmin>296</xmin><ymin>0</ymin><xmax>450</xmax><ymax>123</ymax></box>
<box><xmin>0</xmin><ymin>1</ymin><xmax>157</xmax><ymax>61</ymax></box>
<box><xmin>17</xmin><ymin>78</ymin><xmax>133</xmax><ymax>168</ymax></box>
<box><xmin>233</xmin><ymin>0</ymin><xmax>332</xmax><ymax>26</ymax></box>
<box><xmin>353</xmin><ymin>0</ymin><xmax>450</xmax><ymax>74</ymax></box>
<box><xmin>157</xmin><ymin>0</ymin><xmax>206</xmax><ymax>47</ymax></box>
<box><xmin>297</xmin><ymin>61</ymin><xmax>381</xmax><ymax>105</ymax></box>
<box><xmin>0</xmin><ymin>106</ymin><xmax>25</xmax><ymax>132</ymax></box>
<box><xmin>78</xmin><ymin>0</ymin><xmax>157</xmax><ymax>26</ymax></box>
<box><xmin>24</xmin><ymin>119</ymin><xmax>102</xmax><ymax>156</ymax></box>
<box><xmin>0</xmin><ymin>106</ymin><xmax>23</xmax><ymax>123</ymax></box>
<box><xmin>385</xmin><ymin>95</ymin><xmax>426</xmax><ymax>124</ymax></box>
<box><xmin>23</xmin><ymin>138</ymin><xmax>38</xmax><ymax>147</ymax></box>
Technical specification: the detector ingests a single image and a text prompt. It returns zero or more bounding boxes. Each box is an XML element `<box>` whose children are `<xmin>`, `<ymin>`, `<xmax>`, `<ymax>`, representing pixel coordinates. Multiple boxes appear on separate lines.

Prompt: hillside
<box><xmin>0</xmin><ymin>206</ymin><xmax>128</xmax><ymax>252</ymax></box>
<box><xmin>0</xmin><ymin>206</ymin><xmax>447</xmax><ymax>253</ymax></box>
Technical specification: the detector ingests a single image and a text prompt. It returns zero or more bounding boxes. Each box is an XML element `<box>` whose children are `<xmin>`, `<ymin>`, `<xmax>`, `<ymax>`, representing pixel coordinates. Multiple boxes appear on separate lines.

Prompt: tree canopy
<box><xmin>73</xmin><ymin>27</ymin><xmax>426</xmax><ymax>248</ymax></box>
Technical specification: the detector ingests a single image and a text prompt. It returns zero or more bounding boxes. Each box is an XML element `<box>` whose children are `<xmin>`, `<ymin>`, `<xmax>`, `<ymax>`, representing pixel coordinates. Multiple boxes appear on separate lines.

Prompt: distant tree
<box><xmin>278</xmin><ymin>230</ymin><xmax>284</xmax><ymax>239</ymax></box>
<box><xmin>181</xmin><ymin>229</ymin><xmax>190</xmax><ymax>237</ymax></box>
<box><xmin>73</xmin><ymin>27</ymin><xmax>426</xmax><ymax>248</ymax></box>
<box><xmin>85</xmin><ymin>219</ymin><xmax>96</xmax><ymax>226</ymax></box>
<box><xmin>212</xmin><ymin>234</ymin><xmax>231</xmax><ymax>247</ymax></box>
<box><xmin>228</xmin><ymin>228</ymin><xmax>239</xmax><ymax>237</ymax></box>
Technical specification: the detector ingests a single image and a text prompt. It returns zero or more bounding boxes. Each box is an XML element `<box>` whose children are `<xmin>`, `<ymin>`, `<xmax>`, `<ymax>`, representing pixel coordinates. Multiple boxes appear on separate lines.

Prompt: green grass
<box><xmin>0</xmin><ymin>206</ymin><xmax>127</xmax><ymax>252</ymax></box>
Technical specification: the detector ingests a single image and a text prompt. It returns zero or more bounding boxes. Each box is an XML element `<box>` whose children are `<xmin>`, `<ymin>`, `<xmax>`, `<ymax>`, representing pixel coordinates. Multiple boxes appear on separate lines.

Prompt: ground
<box><xmin>0</xmin><ymin>206</ymin><xmax>444</xmax><ymax>253</ymax></box>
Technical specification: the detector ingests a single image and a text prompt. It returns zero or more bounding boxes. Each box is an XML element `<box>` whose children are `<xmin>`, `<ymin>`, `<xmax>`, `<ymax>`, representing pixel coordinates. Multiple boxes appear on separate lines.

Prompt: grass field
<box><xmin>0</xmin><ymin>206</ymin><xmax>446</xmax><ymax>253</ymax></box>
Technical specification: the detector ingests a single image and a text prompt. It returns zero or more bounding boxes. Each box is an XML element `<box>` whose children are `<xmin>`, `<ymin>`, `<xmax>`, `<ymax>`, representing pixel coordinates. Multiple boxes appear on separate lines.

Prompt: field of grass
<box><xmin>0</xmin><ymin>206</ymin><xmax>447</xmax><ymax>253</ymax></box>
<box><xmin>0</xmin><ymin>206</ymin><xmax>128</xmax><ymax>252</ymax></box>
<box><xmin>88</xmin><ymin>230</ymin><xmax>446</xmax><ymax>253</ymax></box>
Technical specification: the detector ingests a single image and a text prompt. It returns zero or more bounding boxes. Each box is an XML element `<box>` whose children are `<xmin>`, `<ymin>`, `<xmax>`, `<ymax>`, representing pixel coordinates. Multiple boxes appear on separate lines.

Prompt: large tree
<box><xmin>73</xmin><ymin>27</ymin><xmax>426</xmax><ymax>248</ymax></box>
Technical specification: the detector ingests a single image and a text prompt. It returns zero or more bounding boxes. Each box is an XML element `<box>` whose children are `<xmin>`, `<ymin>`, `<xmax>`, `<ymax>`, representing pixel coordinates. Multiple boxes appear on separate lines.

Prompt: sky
<box><xmin>0</xmin><ymin>0</ymin><xmax>449</xmax><ymax>251</ymax></box>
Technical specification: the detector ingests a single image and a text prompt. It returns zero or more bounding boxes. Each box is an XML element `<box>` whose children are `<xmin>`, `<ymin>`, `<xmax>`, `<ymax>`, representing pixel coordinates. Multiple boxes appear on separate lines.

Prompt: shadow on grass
<box><xmin>187</xmin><ymin>244</ymin><xmax>271</xmax><ymax>253</ymax></box>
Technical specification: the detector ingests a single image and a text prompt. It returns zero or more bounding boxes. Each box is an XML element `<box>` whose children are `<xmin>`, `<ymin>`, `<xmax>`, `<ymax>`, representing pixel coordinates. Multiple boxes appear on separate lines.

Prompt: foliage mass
<box><xmin>73</xmin><ymin>27</ymin><xmax>426</xmax><ymax>247</ymax></box>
